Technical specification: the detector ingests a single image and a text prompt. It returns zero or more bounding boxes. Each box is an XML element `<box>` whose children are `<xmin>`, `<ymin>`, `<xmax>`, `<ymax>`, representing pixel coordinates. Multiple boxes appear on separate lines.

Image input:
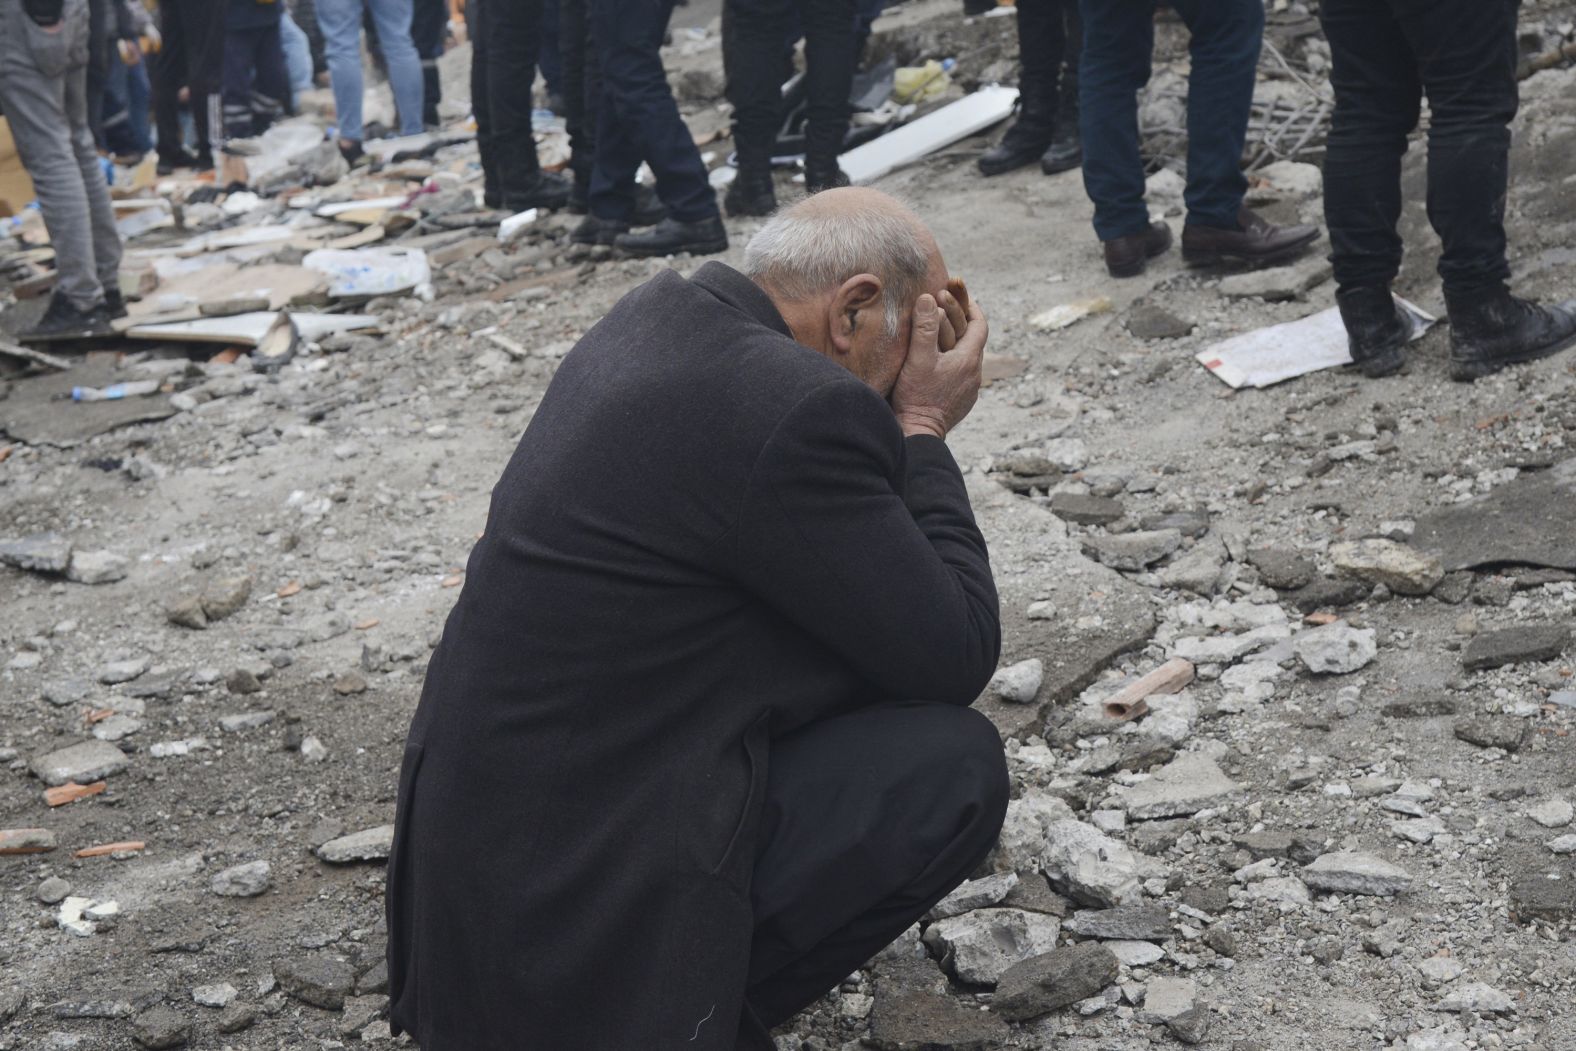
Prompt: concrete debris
<box><xmin>315</xmin><ymin>825</ymin><xmax>395</xmax><ymax>864</ymax></box>
<box><xmin>991</xmin><ymin>943</ymin><xmax>1119</xmax><ymax>1021</ymax></box>
<box><xmin>29</xmin><ymin>740</ymin><xmax>130</xmax><ymax>787</ymax></box>
<box><xmin>1113</xmin><ymin>752</ymin><xmax>1241</xmax><ymax>819</ymax></box>
<box><xmin>211</xmin><ymin>860</ymin><xmax>272</xmax><ymax>898</ymax></box>
<box><xmin>1453</xmin><ymin>714</ymin><xmax>1530</xmax><ymax>753</ymax></box>
<box><xmin>928</xmin><ymin>872</ymin><xmax>1019</xmax><ymax>920</ymax></box>
<box><xmin>1433</xmin><ymin>982</ymin><xmax>1516</xmax><ymax>1015</ymax></box>
<box><xmin>1293</xmin><ymin>621</ymin><xmax>1378</xmax><ymax>674</ymax></box>
<box><xmin>1301</xmin><ymin>852</ymin><xmax>1414</xmax><ymax>896</ymax></box>
<box><xmin>1136</xmin><ymin>976</ymin><xmax>1198</xmax><ymax>1023</ymax></box>
<box><xmin>988</xmin><ymin>658</ymin><xmax>1043</xmax><ymax>704</ymax></box>
<box><xmin>922</xmin><ymin>908</ymin><xmax>1060</xmax><ymax>985</ymax></box>
<box><xmin>1461</xmin><ymin>624</ymin><xmax>1570</xmax><ymax>670</ymax></box>
<box><xmin>1062</xmin><ymin>905</ymin><xmax>1172</xmax><ymax>941</ymax></box>
<box><xmin>1330</xmin><ymin>539</ymin><xmax>1444</xmax><ymax>595</ymax></box>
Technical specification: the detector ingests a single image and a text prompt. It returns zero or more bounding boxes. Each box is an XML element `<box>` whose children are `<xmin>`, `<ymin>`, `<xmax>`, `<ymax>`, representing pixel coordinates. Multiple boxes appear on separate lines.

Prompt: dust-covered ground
<box><xmin>2</xmin><ymin>2</ymin><xmax>1575</xmax><ymax>1049</ymax></box>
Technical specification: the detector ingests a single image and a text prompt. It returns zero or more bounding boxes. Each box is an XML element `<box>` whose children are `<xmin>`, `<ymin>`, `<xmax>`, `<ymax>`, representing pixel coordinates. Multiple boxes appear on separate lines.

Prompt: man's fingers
<box><xmin>955</xmin><ymin>297</ymin><xmax>989</xmax><ymax>364</ymax></box>
<box><xmin>939</xmin><ymin>290</ymin><xmax>968</xmax><ymax>352</ymax></box>
<box><xmin>909</xmin><ymin>293</ymin><xmax>940</xmax><ymax>359</ymax></box>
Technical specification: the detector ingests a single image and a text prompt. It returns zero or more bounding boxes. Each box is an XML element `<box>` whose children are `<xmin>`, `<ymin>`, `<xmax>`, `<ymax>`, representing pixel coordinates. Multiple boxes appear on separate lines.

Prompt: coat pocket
<box><xmin>707</xmin><ymin>712</ymin><xmax>771</xmax><ymax>886</ymax></box>
<box><xmin>22</xmin><ymin>0</ymin><xmax>88</xmax><ymax>77</ymax></box>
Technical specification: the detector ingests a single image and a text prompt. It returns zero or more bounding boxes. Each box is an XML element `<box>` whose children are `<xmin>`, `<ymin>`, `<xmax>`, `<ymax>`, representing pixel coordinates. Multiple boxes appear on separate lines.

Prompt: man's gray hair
<box><xmin>741</xmin><ymin>203</ymin><xmax>932</xmax><ymax>338</ymax></box>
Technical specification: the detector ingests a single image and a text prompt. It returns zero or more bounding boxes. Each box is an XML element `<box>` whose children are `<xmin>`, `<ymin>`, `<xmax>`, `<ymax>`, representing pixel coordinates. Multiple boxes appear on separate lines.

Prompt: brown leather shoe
<box><xmin>1102</xmin><ymin>222</ymin><xmax>1173</xmax><ymax>278</ymax></box>
<box><xmin>1181</xmin><ymin>206</ymin><xmax>1320</xmax><ymax>269</ymax></box>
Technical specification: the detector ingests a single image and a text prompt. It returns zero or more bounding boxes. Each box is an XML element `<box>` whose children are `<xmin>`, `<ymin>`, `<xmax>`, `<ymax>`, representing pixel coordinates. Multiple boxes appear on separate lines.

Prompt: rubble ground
<box><xmin>3</xmin><ymin>3</ymin><xmax>1576</xmax><ymax>1049</ymax></box>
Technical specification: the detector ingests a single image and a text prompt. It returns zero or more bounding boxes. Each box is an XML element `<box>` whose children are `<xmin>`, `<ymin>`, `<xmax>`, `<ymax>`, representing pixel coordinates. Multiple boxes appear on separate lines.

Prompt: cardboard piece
<box><xmin>1197</xmin><ymin>297</ymin><xmax>1436</xmax><ymax>389</ymax></box>
<box><xmin>0</xmin><ymin>119</ymin><xmax>37</xmax><ymax>218</ymax></box>
<box><xmin>839</xmin><ymin>85</ymin><xmax>1019</xmax><ymax>185</ymax></box>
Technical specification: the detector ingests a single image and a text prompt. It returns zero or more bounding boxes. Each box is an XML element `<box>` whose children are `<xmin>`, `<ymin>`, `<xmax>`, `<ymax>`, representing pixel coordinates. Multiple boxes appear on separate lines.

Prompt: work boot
<box><xmin>614</xmin><ymin>215</ymin><xmax>729</xmax><ymax>258</ymax></box>
<box><xmin>725</xmin><ymin>166</ymin><xmax>776</xmax><ymax>217</ymax></box>
<box><xmin>570</xmin><ymin>215</ymin><xmax>629</xmax><ymax>246</ymax></box>
<box><xmin>804</xmin><ymin>157</ymin><xmax>850</xmax><ymax>195</ymax></box>
<box><xmin>155</xmin><ymin>149</ymin><xmax>201</xmax><ymax>175</ymax></box>
<box><xmin>1102</xmin><ymin>222</ymin><xmax>1173</xmax><ymax>279</ymax></box>
<box><xmin>631</xmin><ymin>184</ymin><xmax>669</xmax><ymax>227</ymax></box>
<box><xmin>1040</xmin><ymin>87</ymin><xmax>1082</xmax><ymax>174</ymax></box>
<box><xmin>979</xmin><ymin>110</ymin><xmax>1055</xmax><ymax>177</ymax></box>
<box><xmin>1335</xmin><ymin>285</ymin><xmax>1409</xmax><ymax>379</ymax></box>
<box><xmin>21</xmin><ymin>295</ymin><xmax>115</xmax><ymax>342</ymax></box>
<box><xmin>1181</xmin><ymin>206</ymin><xmax>1320</xmax><ymax>269</ymax></box>
<box><xmin>502</xmin><ymin>170</ymin><xmax>573</xmax><ymax>212</ymax></box>
<box><xmin>102</xmin><ymin>287</ymin><xmax>129</xmax><ymax>320</ymax></box>
<box><xmin>1446</xmin><ymin>287</ymin><xmax>1576</xmax><ymax>382</ymax></box>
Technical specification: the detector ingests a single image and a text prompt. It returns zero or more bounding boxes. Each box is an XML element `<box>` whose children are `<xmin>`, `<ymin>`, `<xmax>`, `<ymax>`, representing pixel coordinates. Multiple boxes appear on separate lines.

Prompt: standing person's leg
<box><xmin>152</xmin><ymin>0</ymin><xmax>195</xmax><ymax>169</ymax></box>
<box><xmin>222</xmin><ymin>28</ymin><xmax>259</xmax><ymax>141</ymax></box>
<box><xmin>102</xmin><ymin>54</ymin><xmax>136</xmax><ymax>156</ymax></box>
<box><xmin>1076</xmin><ymin>0</ymin><xmax>1170</xmax><ymax>277</ymax></box>
<box><xmin>64</xmin><ymin>58</ymin><xmax>123</xmax><ymax>310</ymax></box>
<box><xmin>1392</xmin><ymin>0</ymin><xmax>1576</xmax><ymax>378</ymax></box>
<box><xmin>251</xmin><ymin>21</ymin><xmax>292</xmax><ymax>132</ymax></box>
<box><xmin>281</xmin><ymin>11</ymin><xmax>317</xmax><ymax>109</ymax></box>
<box><xmin>978</xmin><ymin>0</ymin><xmax>1059</xmax><ymax>177</ymax></box>
<box><xmin>1171</xmin><ymin>0</ymin><xmax>1318</xmax><ymax>268</ymax></box>
<box><xmin>799</xmin><ymin>0</ymin><xmax>856</xmax><ymax>191</ymax></box>
<box><xmin>560</xmin><ymin>0</ymin><xmax>593</xmax><ymax>206</ymax></box>
<box><xmin>1040</xmin><ymin>0</ymin><xmax>1082</xmax><ymax>174</ymax></box>
<box><xmin>483</xmin><ymin>0</ymin><xmax>570</xmax><ymax>209</ymax></box>
<box><xmin>722</xmin><ymin>0</ymin><xmax>793</xmax><ymax>215</ymax></box>
<box><xmin>1317</xmin><ymin>0</ymin><xmax>1419</xmax><ymax>378</ymax></box>
<box><xmin>86</xmin><ymin>0</ymin><xmax>112</xmax><ymax>148</ymax></box>
<box><xmin>366</xmin><ymin>0</ymin><xmax>426</xmax><ymax>135</ymax></box>
<box><xmin>410</xmin><ymin>0</ymin><xmax>446</xmax><ymax>127</ymax></box>
<box><xmin>317</xmin><ymin>0</ymin><xmax>367</xmax><ymax>146</ymax></box>
<box><xmin>185</xmin><ymin>0</ymin><xmax>230</xmax><ymax>164</ymax></box>
<box><xmin>466</xmin><ymin>0</ymin><xmax>500</xmax><ymax>206</ymax></box>
<box><xmin>538</xmin><ymin>0</ymin><xmax>563</xmax><ymax>106</ymax></box>
<box><xmin>591</xmin><ymin>0</ymin><xmax>726</xmax><ymax>256</ymax></box>
<box><xmin>739</xmin><ymin>702</ymin><xmax>1008</xmax><ymax>1043</ymax></box>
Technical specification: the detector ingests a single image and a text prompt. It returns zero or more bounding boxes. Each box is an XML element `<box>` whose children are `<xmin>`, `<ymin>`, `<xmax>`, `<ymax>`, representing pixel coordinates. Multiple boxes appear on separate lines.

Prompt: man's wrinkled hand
<box><xmin>891</xmin><ymin>291</ymin><xmax>988</xmax><ymax>440</ymax></box>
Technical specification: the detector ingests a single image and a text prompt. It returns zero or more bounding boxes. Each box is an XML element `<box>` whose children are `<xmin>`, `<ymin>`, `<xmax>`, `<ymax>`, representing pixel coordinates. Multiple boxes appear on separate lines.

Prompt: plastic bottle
<box><xmin>71</xmin><ymin>381</ymin><xmax>160</xmax><ymax>402</ymax></box>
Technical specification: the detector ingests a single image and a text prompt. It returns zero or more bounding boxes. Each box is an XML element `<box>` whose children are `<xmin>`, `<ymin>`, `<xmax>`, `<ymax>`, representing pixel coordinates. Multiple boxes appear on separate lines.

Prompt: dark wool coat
<box><xmin>386</xmin><ymin>261</ymin><xmax>999</xmax><ymax>1050</ymax></box>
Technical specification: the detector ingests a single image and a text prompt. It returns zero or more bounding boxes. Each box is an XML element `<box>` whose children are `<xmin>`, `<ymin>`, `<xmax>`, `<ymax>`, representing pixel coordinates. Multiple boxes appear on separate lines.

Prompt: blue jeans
<box><xmin>103</xmin><ymin>57</ymin><xmax>154</xmax><ymax>156</ymax></box>
<box><xmin>1077</xmin><ymin>0</ymin><xmax>1262</xmax><ymax>241</ymax></box>
<box><xmin>281</xmin><ymin>11</ymin><xmax>316</xmax><ymax>106</ymax></box>
<box><xmin>317</xmin><ymin>0</ymin><xmax>425</xmax><ymax>141</ymax></box>
<box><xmin>588</xmin><ymin>0</ymin><xmax>718</xmax><ymax>223</ymax></box>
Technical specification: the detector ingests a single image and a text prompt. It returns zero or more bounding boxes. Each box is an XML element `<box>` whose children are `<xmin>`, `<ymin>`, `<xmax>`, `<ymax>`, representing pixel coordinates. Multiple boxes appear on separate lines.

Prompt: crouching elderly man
<box><xmin>386</xmin><ymin>187</ymin><xmax>1010</xmax><ymax>1050</ymax></box>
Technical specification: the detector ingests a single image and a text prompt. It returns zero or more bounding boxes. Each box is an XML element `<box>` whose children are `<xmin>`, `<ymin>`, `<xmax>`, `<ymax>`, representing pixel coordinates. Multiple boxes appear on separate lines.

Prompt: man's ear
<box><xmin>828</xmin><ymin>273</ymin><xmax>884</xmax><ymax>353</ymax></box>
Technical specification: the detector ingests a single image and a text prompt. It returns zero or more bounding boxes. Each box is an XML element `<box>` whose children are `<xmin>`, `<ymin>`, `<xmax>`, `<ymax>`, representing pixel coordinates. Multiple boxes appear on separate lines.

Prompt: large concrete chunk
<box><xmin>992</xmin><ymin>942</ymin><xmax>1119</xmax><ymax>1021</ymax></box>
<box><xmin>1461</xmin><ymin>625</ymin><xmax>1569</xmax><ymax>671</ymax></box>
<box><xmin>29</xmin><ymin>739</ymin><xmax>130</xmax><ymax>787</ymax></box>
<box><xmin>1302</xmin><ymin>852</ymin><xmax>1413</xmax><ymax>896</ymax></box>
<box><xmin>1039</xmin><ymin>820</ymin><xmax>1146</xmax><ymax>907</ymax></box>
<box><xmin>1330</xmin><ymin>539</ymin><xmax>1443</xmax><ymax>595</ymax></box>
<box><xmin>0</xmin><ymin>533</ymin><xmax>73</xmax><ymax>573</ymax></box>
<box><xmin>923</xmin><ymin>908</ymin><xmax>1060</xmax><ymax>986</ymax></box>
<box><xmin>1063</xmin><ymin>905</ymin><xmax>1172</xmax><ymax>941</ymax></box>
<box><xmin>928</xmin><ymin>872</ymin><xmax>1019</xmax><ymax>921</ymax></box>
<box><xmin>1114</xmin><ymin>753</ymin><xmax>1241</xmax><ymax>820</ymax></box>
<box><xmin>314</xmin><ymin>825</ymin><xmax>394</xmax><ymax>864</ymax></box>
<box><xmin>1294</xmin><ymin>622</ymin><xmax>1378</xmax><ymax>674</ymax></box>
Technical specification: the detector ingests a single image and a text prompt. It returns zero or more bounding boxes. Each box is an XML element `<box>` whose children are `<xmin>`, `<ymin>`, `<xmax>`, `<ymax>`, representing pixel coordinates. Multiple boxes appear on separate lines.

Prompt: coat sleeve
<box><xmin>729</xmin><ymin>379</ymin><xmax>1000</xmax><ymax>704</ymax></box>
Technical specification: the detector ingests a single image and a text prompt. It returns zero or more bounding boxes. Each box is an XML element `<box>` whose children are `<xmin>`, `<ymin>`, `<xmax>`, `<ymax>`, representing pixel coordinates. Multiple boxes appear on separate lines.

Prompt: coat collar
<box><xmin>689</xmin><ymin>262</ymin><xmax>793</xmax><ymax>339</ymax></box>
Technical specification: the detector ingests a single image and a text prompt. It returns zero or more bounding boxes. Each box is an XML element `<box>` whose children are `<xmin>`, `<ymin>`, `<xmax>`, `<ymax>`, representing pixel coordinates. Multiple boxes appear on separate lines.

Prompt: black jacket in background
<box><xmin>386</xmin><ymin>261</ymin><xmax>1000</xmax><ymax>1050</ymax></box>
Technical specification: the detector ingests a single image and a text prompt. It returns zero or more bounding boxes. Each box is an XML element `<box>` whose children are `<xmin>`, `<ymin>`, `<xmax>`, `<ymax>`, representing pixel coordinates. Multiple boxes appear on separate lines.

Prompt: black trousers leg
<box><xmin>467</xmin><ymin>0</ymin><xmax>498</xmax><ymax>205</ymax></box>
<box><xmin>411</xmin><ymin>0</ymin><xmax>448</xmax><ymax>127</ymax></box>
<box><xmin>723</xmin><ymin>0</ymin><xmax>794</xmax><ymax>170</ymax></box>
<box><xmin>152</xmin><ymin>0</ymin><xmax>191</xmax><ymax>164</ymax></box>
<box><xmin>798</xmin><ymin>0</ymin><xmax>856</xmax><ymax>166</ymax></box>
<box><xmin>1014</xmin><ymin>0</ymin><xmax>1061</xmax><ymax>117</ymax></box>
<box><xmin>187</xmin><ymin>0</ymin><xmax>229</xmax><ymax>155</ymax></box>
<box><xmin>1060</xmin><ymin>0</ymin><xmax>1081</xmax><ymax>111</ymax></box>
<box><xmin>478</xmin><ymin>0</ymin><xmax>545</xmax><ymax>204</ymax></box>
<box><xmin>560</xmin><ymin>0</ymin><xmax>595</xmax><ymax>191</ymax></box>
<box><xmin>739</xmin><ymin>701</ymin><xmax>1009</xmax><ymax>1041</ymax></box>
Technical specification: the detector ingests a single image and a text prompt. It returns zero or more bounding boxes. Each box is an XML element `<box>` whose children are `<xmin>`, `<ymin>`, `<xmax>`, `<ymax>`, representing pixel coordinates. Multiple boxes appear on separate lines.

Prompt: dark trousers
<box><xmin>153</xmin><ymin>0</ymin><xmax>229</xmax><ymax>162</ymax></box>
<box><xmin>561</xmin><ymin>0</ymin><xmax>598</xmax><ymax>192</ymax></box>
<box><xmin>1319</xmin><ymin>0</ymin><xmax>1518</xmax><ymax>299</ymax></box>
<box><xmin>1077</xmin><ymin>0</ymin><xmax>1261</xmax><ymax>241</ymax></box>
<box><xmin>736</xmin><ymin>702</ymin><xmax>1008</xmax><ymax>1046</ymax></box>
<box><xmin>467</xmin><ymin>0</ymin><xmax>545</xmax><ymax>207</ymax></box>
<box><xmin>1018</xmin><ymin>0</ymin><xmax>1080</xmax><ymax>118</ymax></box>
<box><xmin>588</xmin><ymin>0</ymin><xmax>717</xmax><ymax>223</ymax></box>
<box><xmin>411</xmin><ymin>0</ymin><xmax>447</xmax><ymax>128</ymax></box>
<box><xmin>723</xmin><ymin>0</ymin><xmax>856</xmax><ymax>169</ymax></box>
<box><xmin>222</xmin><ymin>25</ymin><xmax>290</xmax><ymax>140</ymax></box>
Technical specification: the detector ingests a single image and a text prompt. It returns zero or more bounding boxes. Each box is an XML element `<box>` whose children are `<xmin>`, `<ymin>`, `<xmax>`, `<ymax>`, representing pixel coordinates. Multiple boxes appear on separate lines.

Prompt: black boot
<box><xmin>568</xmin><ymin>178</ymin><xmax>589</xmax><ymax>215</ymax></box>
<box><xmin>21</xmin><ymin>295</ymin><xmax>115</xmax><ymax>342</ymax></box>
<box><xmin>631</xmin><ymin>184</ymin><xmax>669</xmax><ymax>227</ymax></box>
<box><xmin>614</xmin><ymin>215</ymin><xmax>729</xmax><ymax>258</ymax></box>
<box><xmin>804</xmin><ymin>157</ymin><xmax>850</xmax><ymax>195</ymax></box>
<box><xmin>502</xmin><ymin>171</ymin><xmax>573</xmax><ymax>212</ymax></box>
<box><xmin>1335</xmin><ymin>285</ymin><xmax>1410</xmax><ymax>378</ymax></box>
<box><xmin>571</xmin><ymin>215</ymin><xmax>630</xmax><ymax>246</ymax></box>
<box><xmin>102</xmin><ymin>287</ymin><xmax>129</xmax><ymax>320</ymax></box>
<box><xmin>1040</xmin><ymin>87</ymin><xmax>1082</xmax><ymax>174</ymax></box>
<box><xmin>725</xmin><ymin>166</ymin><xmax>776</xmax><ymax>217</ymax></box>
<box><xmin>1446</xmin><ymin>287</ymin><xmax>1576</xmax><ymax>381</ymax></box>
<box><xmin>979</xmin><ymin>109</ymin><xmax>1056</xmax><ymax>177</ymax></box>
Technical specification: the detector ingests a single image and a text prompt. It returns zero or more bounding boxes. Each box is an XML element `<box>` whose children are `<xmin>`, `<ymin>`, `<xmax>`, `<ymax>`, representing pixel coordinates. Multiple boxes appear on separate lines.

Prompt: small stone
<box><xmin>1383</xmin><ymin>694</ymin><xmax>1458</xmax><ymax>718</ymax></box>
<box><xmin>0</xmin><ymin>532</ymin><xmax>74</xmax><ymax>573</ymax></box>
<box><xmin>1203</xmin><ymin>926</ymin><xmax>1237</xmax><ymax>957</ymax></box>
<box><xmin>338</xmin><ymin>994</ymin><xmax>389</xmax><ymax>1036</ymax></box>
<box><xmin>989</xmin><ymin>659</ymin><xmax>1043</xmax><ymax>704</ymax></box>
<box><xmin>132</xmin><ymin>1005</ymin><xmax>191</xmax><ymax>1049</ymax></box>
<box><xmin>1124</xmin><ymin>304</ymin><xmax>1194</xmax><ymax>340</ymax></box>
<box><xmin>42</xmin><ymin>678</ymin><xmax>92</xmax><ymax>707</ymax></box>
<box><xmin>29</xmin><ymin>740</ymin><xmax>129</xmax><ymax>787</ymax></box>
<box><xmin>1139</xmin><ymin>510</ymin><xmax>1211</xmax><ymax>538</ymax></box>
<box><xmin>1247</xmin><ymin>547</ymin><xmax>1315</xmax><ymax>590</ymax></box>
<box><xmin>1290</xmin><ymin>578</ymin><xmax>1372</xmax><ymax>613</ymax></box>
<box><xmin>1167</xmin><ymin>1005</ymin><xmax>1213</xmax><ymax>1045</ymax></box>
<box><xmin>1527</xmin><ymin>799</ymin><xmax>1574</xmax><ymax>829</ymax></box>
<box><xmin>1043</xmin><ymin>438</ymin><xmax>1089</xmax><ymax>472</ymax></box>
<box><xmin>1301</xmin><ymin>851</ymin><xmax>1413</xmax><ymax>896</ymax></box>
<box><xmin>1050</xmin><ymin>492</ymin><xmax>1125</xmax><ymax>525</ymax></box>
<box><xmin>333</xmin><ymin>671</ymin><xmax>368</xmax><ymax>695</ymax></box>
<box><xmin>1547</xmin><ymin>834</ymin><xmax>1576</xmax><ymax>854</ymax></box>
<box><xmin>1026</xmin><ymin>600</ymin><xmax>1057</xmax><ymax>620</ymax></box>
<box><xmin>1137</xmin><ymin>976</ymin><xmax>1197</xmax><ymax>1023</ymax></box>
<box><xmin>923</xmin><ymin>908</ymin><xmax>1061</xmax><ymax>985</ymax></box>
<box><xmin>1083</xmin><ymin>529</ymin><xmax>1182</xmax><ymax>571</ymax></box>
<box><xmin>300</xmin><ymin>735</ymin><xmax>329</xmax><ymax>762</ymax></box>
<box><xmin>37</xmin><ymin>875</ymin><xmax>72</xmax><ymax>903</ymax></box>
<box><xmin>1453</xmin><ymin>714</ymin><xmax>1530</xmax><ymax>753</ymax></box>
<box><xmin>1063</xmin><ymin>905</ymin><xmax>1171</xmax><ymax>941</ymax></box>
<box><xmin>1294</xmin><ymin>622</ymin><xmax>1378</xmax><ymax>674</ymax></box>
<box><xmin>1218</xmin><ymin>260</ymin><xmax>1331</xmax><ymax>301</ymax></box>
<box><xmin>928</xmin><ymin>871</ymin><xmax>1020</xmax><ymax>920</ymax></box>
<box><xmin>1330</xmin><ymin>539</ymin><xmax>1443</xmax><ymax>595</ymax></box>
<box><xmin>1114</xmin><ymin>753</ymin><xmax>1240</xmax><ymax>819</ymax></box>
<box><xmin>66</xmin><ymin>550</ymin><xmax>130</xmax><ymax>585</ymax></box>
<box><xmin>1160</xmin><ymin>534</ymin><xmax>1227</xmax><ymax>595</ymax></box>
<box><xmin>1109</xmin><ymin>940</ymin><xmax>1166</xmax><ymax>966</ymax></box>
<box><xmin>1461</xmin><ymin>625</ymin><xmax>1570</xmax><ymax>671</ymax></box>
<box><xmin>98</xmin><ymin>657</ymin><xmax>149</xmax><ymax>684</ymax></box>
<box><xmin>211</xmin><ymin>860</ymin><xmax>271</xmax><ymax>898</ymax></box>
<box><xmin>316</xmin><ymin>825</ymin><xmax>395</xmax><ymax>864</ymax></box>
<box><xmin>219</xmin><ymin>710</ymin><xmax>275</xmax><ymax>733</ymax></box>
<box><xmin>216</xmin><ymin>1001</ymin><xmax>258</xmax><ymax>1033</ymax></box>
<box><xmin>226</xmin><ymin>668</ymin><xmax>263</xmax><ymax>695</ymax></box>
<box><xmin>201</xmin><ymin>575</ymin><xmax>253</xmax><ymax>621</ymax></box>
<box><xmin>92</xmin><ymin>713</ymin><xmax>142</xmax><ymax>742</ymax></box>
<box><xmin>1417</xmin><ymin>958</ymin><xmax>1464</xmax><ymax>986</ymax></box>
<box><xmin>1510</xmin><ymin>870</ymin><xmax>1576</xmax><ymax>921</ymax></box>
<box><xmin>192</xmin><ymin>983</ymin><xmax>238</xmax><ymax>1008</ymax></box>
<box><xmin>273</xmin><ymin>955</ymin><xmax>355</xmax><ymax>1010</ymax></box>
<box><xmin>992</xmin><ymin>942</ymin><xmax>1119</xmax><ymax>1021</ymax></box>
<box><xmin>1434</xmin><ymin>982</ymin><xmax>1515</xmax><ymax>1015</ymax></box>
<box><xmin>165</xmin><ymin>595</ymin><xmax>208</xmax><ymax>630</ymax></box>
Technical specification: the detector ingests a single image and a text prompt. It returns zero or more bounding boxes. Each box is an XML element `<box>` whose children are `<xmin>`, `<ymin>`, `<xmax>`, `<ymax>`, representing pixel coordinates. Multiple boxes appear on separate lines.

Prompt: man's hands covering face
<box><xmin>891</xmin><ymin>285</ymin><xmax>988</xmax><ymax>441</ymax></box>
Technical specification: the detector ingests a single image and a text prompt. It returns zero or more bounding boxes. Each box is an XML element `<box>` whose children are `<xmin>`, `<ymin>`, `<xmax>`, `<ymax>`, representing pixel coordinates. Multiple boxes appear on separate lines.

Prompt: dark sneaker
<box><xmin>1446</xmin><ymin>289</ymin><xmax>1576</xmax><ymax>382</ymax></box>
<box><xmin>725</xmin><ymin>168</ymin><xmax>776</xmax><ymax>218</ymax></box>
<box><xmin>102</xmin><ymin>287</ymin><xmax>129</xmax><ymax>320</ymax></box>
<box><xmin>502</xmin><ymin>170</ymin><xmax>573</xmax><ymax>212</ymax></box>
<box><xmin>21</xmin><ymin>295</ymin><xmax>115</xmax><ymax>342</ymax></box>
<box><xmin>1181</xmin><ymin>206</ymin><xmax>1320</xmax><ymax>269</ymax></box>
<box><xmin>978</xmin><ymin>113</ymin><xmax>1055</xmax><ymax>177</ymax></box>
<box><xmin>1102</xmin><ymin>221</ymin><xmax>1172</xmax><ymax>279</ymax></box>
<box><xmin>614</xmin><ymin>215</ymin><xmax>729</xmax><ymax>258</ymax></box>
<box><xmin>155</xmin><ymin>149</ymin><xmax>200</xmax><ymax>176</ymax></box>
<box><xmin>337</xmin><ymin>140</ymin><xmax>364</xmax><ymax>167</ymax></box>
<box><xmin>1335</xmin><ymin>285</ymin><xmax>1409</xmax><ymax>378</ymax></box>
<box><xmin>194</xmin><ymin>150</ymin><xmax>215</xmax><ymax>172</ymax></box>
<box><xmin>804</xmin><ymin>159</ymin><xmax>850</xmax><ymax>195</ymax></box>
<box><xmin>571</xmin><ymin>215</ymin><xmax>630</xmax><ymax>246</ymax></box>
